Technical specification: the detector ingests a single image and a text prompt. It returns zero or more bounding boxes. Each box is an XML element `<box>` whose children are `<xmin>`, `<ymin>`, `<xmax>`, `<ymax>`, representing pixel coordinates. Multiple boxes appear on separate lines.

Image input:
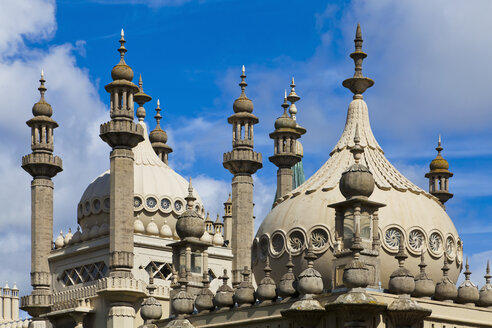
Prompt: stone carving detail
<box><xmin>271</xmin><ymin>233</ymin><xmax>284</xmax><ymax>255</ymax></box>
<box><xmin>146</xmin><ymin>197</ymin><xmax>157</xmax><ymax>209</ymax></box>
<box><xmin>288</xmin><ymin>230</ymin><xmax>305</xmax><ymax>252</ymax></box>
<box><xmin>174</xmin><ymin>200</ymin><xmax>183</xmax><ymax>211</ymax></box>
<box><xmin>161</xmin><ymin>198</ymin><xmax>170</xmax><ymax>210</ymax></box>
<box><xmin>429</xmin><ymin>232</ymin><xmax>442</xmax><ymax>253</ymax></box>
<box><xmin>134</xmin><ymin>196</ymin><xmax>142</xmax><ymax>208</ymax></box>
<box><xmin>311</xmin><ymin>228</ymin><xmax>328</xmax><ymax>250</ymax></box>
<box><xmin>456</xmin><ymin>240</ymin><xmax>463</xmax><ymax>264</ymax></box>
<box><xmin>384</xmin><ymin>227</ymin><xmax>401</xmax><ymax>249</ymax></box>
<box><xmin>408</xmin><ymin>229</ymin><xmax>425</xmax><ymax>251</ymax></box>
<box><xmin>446</xmin><ymin>237</ymin><xmax>455</xmax><ymax>257</ymax></box>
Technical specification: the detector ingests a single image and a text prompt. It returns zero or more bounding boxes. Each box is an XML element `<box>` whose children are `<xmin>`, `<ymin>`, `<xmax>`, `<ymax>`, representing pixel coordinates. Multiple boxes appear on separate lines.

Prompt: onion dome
<box><xmin>343</xmin><ymin>225</ymin><xmax>369</xmax><ymax>289</ymax></box>
<box><xmin>172</xmin><ymin>269</ymin><xmax>195</xmax><ymax>317</ymax></box>
<box><xmin>99</xmin><ymin>222</ymin><xmax>109</xmax><ymax>236</ymax></box>
<box><xmin>140</xmin><ymin>273</ymin><xmax>162</xmax><ymax>324</ymax></box>
<box><xmin>232</xmin><ymin>65</ymin><xmax>253</xmax><ymax>113</ymax></box>
<box><xmin>110</xmin><ymin>29</ymin><xmax>134</xmax><ymax>81</ymax></box>
<box><xmin>70</xmin><ymin>226</ymin><xmax>81</xmax><ymax>244</ymax></box>
<box><xmin>457</xmin><ymin>257</ymin><xmax>479</xmax><ymax>305</ymax></box>
<box><xmin>146</xmin><ymin>217</ymin><xmax>159</xmax><ymax>236</ymax></box>
<box><xmin>175</xmin><ymin>179</ymin><xmax>205</xmax><ymax>239</ymax></box>
<box><xmin>389</xmin><ymin>239</ymin><xmax>415</xmax><ymax>295</ymax></box>
<box><xmin>32</xmin><ymin>70</ymin><xmax>53</xmax><ymax>117</ymax></box>
<box><xmin>54</xmin><ymin>231</ymin><xmax>64</xmax><ymax>249</ymax></box>
<box><xmin>429</xmin><ymin>136</ymin><xmax>450</xmax><ymax>172</ymax></box>
<box><xmin>200</xmin><ymin>230</ymin><xmax>213</xmax><ymax>244</ymax></box>
<box><xmin>134</xmin><ymin>74</ymin><xmax>152</xmax><ymax>122</ymax></box>
<box><xmin>89</xmin><ymin>224</ymin><xmax>99</xmax><ymax>239</ymax></box>
<box><xmin>213</xmin><ymin>269</ymin><xmax>234</xmax><ymax>309</ymax></box>
<box><xmin>277</xmin><ymin>252</ymin><xmax>298</xmax><ymax>300</ymax></box>
<box><xmin>297</xmin><ymin>245</ymin><xmax>323</xmax><ymax>297</ymax></box>
<box><xmin>212</xmin><ymin>214</ymin><xmax>224</xmax><ymax>246</ymax></box>
<box><xmin>339</xmin><ymin>124</ymin><xmax>375</xmax><ymax>199</ymax></box>
<box><xmin>256</xmin><ymin>257</ymin><xmax>277</xmax><ymax>304</ymax></box>
<box><xmin>134</xmin><ymin>217</ymin><xmax>145</xmax><ymax>234</ymax></box>
<box><xmin>64</xmin><ymin>228</ymin><xmax>73</xmax><ymax>245</ymax></box>
<box><xmin>149</xmin><ymin>99</ymin><xmax>168</xmax><ymax>144</ymax></box>
<box><xmin>412</xmin><ymin>252</ymin><xmax>435</xmax><ymax>298</ymax></box>
<box><xmin>234</xmin><ymin>266</ymin><xmax>256</xmax><ymax>307</ymax></box>
<box><xmin>434</xmin><ymin>257</ymin><xmax>458</xmax><ymax>302</ymax></box>
<box><xmin>195</xmin><ymin>273</ymin><xmax>215</xmax><ymax>313</ymax></box>
<box><xmin>274</xmin><ymin>91</ymin><xmax>297</xmax><ymax>130</ymax></box>
<box><xmin>22</xmin><ymin>320</ymin><xmax>29</xmax><ymax>328</ymax></box>
<box><xmin>159</xmin><ymin>218</ymin><xmax>173</xmax><ymax>239</ymax></box>
<box><xmin>479</xmin><ymin>260</ymin><xmax>492</xmax><ymax>307</ymax></box>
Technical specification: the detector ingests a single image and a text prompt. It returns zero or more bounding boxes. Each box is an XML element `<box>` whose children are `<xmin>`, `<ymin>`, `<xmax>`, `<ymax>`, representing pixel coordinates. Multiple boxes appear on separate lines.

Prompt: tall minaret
<box><xmin>99</xmin><ymin>29</ymin><xmax>144</xmax><ymax>278</ymax></box>
<box><xmin>20</xmin><ymin>71</ymin><xmax>63</xmax><ymax>324</ymax></box>
<box><xmin>269</xmin><ymin>89</ymin><xmax>302</xmax><ymax>201</ymax></box>
<box><xmin>149</xmin><ymin>99</ymin><xmax>173</xmax><ymax>164</ymax></box>
<box><xmin>223</xmin><ymin>193</ymin><xmax>232</xmax><ymax>248</ymax></box>
<box><xmin>425</xmin><ymin>136</ymin><xmax>453</xmax><ymax>208</ymax></box>
<box><xmin>223</xmin><ymin>66</ymin><xmax>262</xmax><ymax>286</ymax></box>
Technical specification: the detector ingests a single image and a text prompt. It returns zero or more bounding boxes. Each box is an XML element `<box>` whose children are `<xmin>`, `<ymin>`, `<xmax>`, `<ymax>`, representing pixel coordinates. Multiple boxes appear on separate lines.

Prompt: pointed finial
<box><xmin>304</xmin><ymin>242</ymin><xmax>317</xmax><ymax>268</ymax></box>
<box><xmin>281</xmin><ymin>89</ymin><xmax>289</xmax><ymax>114</ymax></box>
<box><xmin>395</xmin><ymin>235</ymin><xmax>408</xmax><ymax>267</ymax></box>
<box><xmin>138</xmin><ymin>73</ymin><xmax>143</xmax><ymax>90</ymax></box>
<box><xmin>441</xmin><ymin>255</ymin><xmax>450</xmax><ymax>277</ymax></box>
<box><xmin>242</xmin><ymin>65</ymin><xmax>245</xmax><ymax>74</ymax></box>
<box><xmin>38</xmin><ymin>70</ymin><xmax>47</xmax><ymax>98</ymax></box>
<box><xmin>118</xmin><ymin>29</ymin><xmax>127</xmax><ymax>61</ymax></box>
<box><xmin>215</xmin><ymin>213</ymin><xmax>221</xmax><ymax>223</ymax></box>
<box><xmin>436</xmin><ymin>135</ymin><xmax>443</xmax><ymax>154</ymax></box>
<box><xmin>41</xmin><ymin>69</ymin><xmax>44</xmax><ymax>79</ymax></box>
<box><xmin>286</xmin><ymin>250</ymin><xmax>294</xmax><ymax>272</ymax></box>
<box><xmin>350</xmin><ymin>123</ymin><xmax>364</xmax><ymax>163</ymax></box>
<box><xmin>419</xmin><ymin>250</ymin><xmax>427</xmax><ymax>273</ymax></box>
<box><xmin>239</xmin><ymin>65</ymin><xmax>247</xmax><ymax>94</ymax></box>
<box><xmin>464</xmin><ymin>257</ymin><xmax>472</xmax><ymax>281</ymax></box>
<box><xmin>264</xmin><ymin>256</ymin><xmax>272</xmax><ymax>277</ymax></box>
<box><xmin>485</xmin><ymin>260</ymin><xmax>491</xmax><ymax>284</ymax></box>
<box><xmin>157</xmin><ymin>99</ymin><xmax>160</xmax><ymax>107</ymax></box>
<box><xmin>154</xmin><ymin>99</ymin><xmax>162</xmax><ymax>125</ymax></box>
<box><xmin>121</xmin><ymin>28</ymin><xmax>124</xmax><ymax>38</ymax></box>
<box><xmin>185</xmin><ymin>177</ymin><xmax>196</xmax><ymax>209</ymax></box>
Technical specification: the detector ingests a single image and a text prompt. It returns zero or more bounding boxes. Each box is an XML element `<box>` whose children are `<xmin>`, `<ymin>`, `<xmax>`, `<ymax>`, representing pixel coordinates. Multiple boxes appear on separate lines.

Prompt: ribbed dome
<box><xmin>254</xmin><ymin>97</ymin><xmax>462</xmax><ymax>289</ymax></box>
<box><xmin>78</xmin><ymin>122</ymin><xmax>204</xmax><ymax>235</ymax></box>
<box><xmin>429</xmin><ymin>155</ymin><xmax>449</xmax><ymax>171</ymax></box>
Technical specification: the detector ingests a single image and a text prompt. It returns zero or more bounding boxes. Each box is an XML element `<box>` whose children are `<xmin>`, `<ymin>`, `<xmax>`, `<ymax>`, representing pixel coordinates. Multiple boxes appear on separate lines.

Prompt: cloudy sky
<box><xmin>1</xmin><ymin>0</ymin><xmax>491</xmax><ymax>302</ymax></box>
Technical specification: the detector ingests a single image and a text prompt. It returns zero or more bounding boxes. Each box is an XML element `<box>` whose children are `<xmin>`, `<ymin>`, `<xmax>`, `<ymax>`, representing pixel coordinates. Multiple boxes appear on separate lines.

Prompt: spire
<box><xmin>281</xmin><ymin>89</ymin><xmax>289</xmax><ymax>115</ymax></box>
<box><xmin>351</xmin><ymin>123</ymin><xmax>364</xmax><ymax>163</ymax></box>
<box><xmin>118</xmin><ymin>28</ymin><xmax>127</xmax><ymax>62</ymax></box>
<box><xmin>185</xmin><ymin>177</ymin><xmax>196</xmax><ymax>209</ymax></box>
<box><xmin>31</xmin><ymin>70</ymin><xmax>53</xmax><ymax>117</ymax></box>
<box><xmin>287</xmin><ymin>77</ymin><xmax>300</xmax><ymax>120</ymax></box>
<box><xmin>155</xmin><ymin>99</ymin><xmax>162</xmax><ymax>125</ymax></box>
<box><xmin>342</xmin><ymin>23</ymin><xmax>374</xmax><ymax>98</ymax></box>
<box><xmin>134</xmin><ymin>73</ymin><xmax>152</xmax><ymax>122</ymax></box>
<box><xmin>425</xmin><ymin>135</ymin><xmax>453</xmax><ymax>207</ymax></box>
<box><xmin>486</xmin><ymin>260</ymin><xmax>491</xmax><ymax>284</ymax></box>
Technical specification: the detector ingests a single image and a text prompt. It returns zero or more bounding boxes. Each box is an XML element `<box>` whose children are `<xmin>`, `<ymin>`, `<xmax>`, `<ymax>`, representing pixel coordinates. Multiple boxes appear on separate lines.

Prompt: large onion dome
<box><xmin>77</xmin><ymin>121</ymin><xmax>204</xmax><ymax>240</ymax></box>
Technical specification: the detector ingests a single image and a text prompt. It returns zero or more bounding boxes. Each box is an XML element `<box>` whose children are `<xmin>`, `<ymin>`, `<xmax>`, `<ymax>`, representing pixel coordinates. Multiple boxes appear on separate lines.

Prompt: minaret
<box><xmin>269</xmin><ymin>89</ymin><xmax>302</xmax><ymax>201</ymax></box>
<box><xmin>3</xmin><ymin>283</ymin><xmax>10</xmax><ymax>322</ymax></box>
<box><xmin>11</xmin><ymin>283</ymin><xmax>18</xmax><ymax>321</ymax></box>
<box><xmin>223</xmin><ymin>193</ymin><xmax>232</xmax><ymax>248</ymax></box>
<box><xmin>149</xmin><ymin>99</ymin><xmax>173</xmax><ymax>164</ymax></box>
<box><xmin>99</xmin><ymin>29</ymin><xmax>144</xmax><ymax>278</ymax></box>
<box><xmin>425</xmin><ymin>135</ymin><xmax>453</xmax><ymax>207</ymax></box>
<box><xmin>223</xmin><ymin>66</ymin><xmax>263</xmax><ymax>286</ymax></box>
<box><xmin>20</xmin><ymin>71</ymin><xmax>63</xmax><ymax>324</ymax></box>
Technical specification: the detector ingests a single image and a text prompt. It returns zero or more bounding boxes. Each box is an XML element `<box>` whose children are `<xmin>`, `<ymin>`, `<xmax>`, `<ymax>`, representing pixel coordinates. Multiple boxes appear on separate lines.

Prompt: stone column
<box><xmin>223</xmin><ymin>195</ymin><xmax>232</xmax><ymax>248</ymax></box>
<box><xmin>276</xmin><ymin>168</ymin><xmax>293</xmax><ymax>199</ymax></box>
<box><xmin>2</xmin><ymin>286</ymin><xmax>10</xmax><ymax>322</ymax></box>
<box><xmin>11</xmin><ymin>285</ymin><xmax>18</xmax><ymax>321</ymax></box>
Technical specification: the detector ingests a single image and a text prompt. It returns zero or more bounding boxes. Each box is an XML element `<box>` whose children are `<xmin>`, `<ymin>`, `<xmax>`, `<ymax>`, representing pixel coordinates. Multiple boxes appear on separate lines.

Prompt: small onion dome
<box><xmin>234</xmin><ymin>266</ymin><xmax>256</xmax><ymax>307</ymax></box>
<box><xmin>297</xmin><ymin>246</ymin><xmax>323</xmax><ymax>297</ymax></box>
<box><xmin>274</xmin><ymin>109</ymin><xmax>296</xmax><ymax>130</ymax></box>
<box><xmin>64</xmin><ymin>228</ymin><xmax>73</xmax><ymax>245</ymax></box>
<box><xmin>457</xmin><ymin>258</ymin><xmax>479</xmax><ymax>305</ymax></box>
<box><xmin>213</xmin><ymin>269</ymin><xmax>234</xmax><ymax>309</ymax></box>
<box><xmin>54</xmin><ymin>231</ymin><xmax>64</xmax><ymax>249</ymax></box>
<box><xmin>22</xmin><ymin>320</ymin><xmax>29</xmax><ymax>328</ymax></box>
<box><xmin>479</xmin><ymin>260</ymin><xmax>492</xmax><ymax>307</ymax></box>
<box><xmin>176</xmin><ymin>179</ymin><xmax>205</xmax><ymax>239</ymax></box>
<box><xmin>212</xmin><ymin>233</ymin><xmax>224</xmax><ymax>247</ymax></box>
<box><xmin>99</xmin><ymin>222</ymin><xmax>109</xmax><ymax>236</ymax></box>
<box><xmin>343</xmin><ymin>229</ymin><xmax>369</xmax><ymax>289</ymax></box>
<box><xmin>70</xmin><ymin>226</ymin><xmax>81</xmax><ymax>244</ymax></box>
<box><xmin>146</xmin><ymin>218</ymin><xmax>159</xmax><ymax>236</ymax></box>
<box><xmin>412</xmin><ymin>252</ymin><xmax>435</xmax><ymax>299</ymax></box>
<box><xmin>89</xmin><ymin>224</ymin><xmax>100</xmax><ymax>239</ymax></box>
<box><xmin>277</xmin><ymin>252</ymin><xmax>298</xmax><ymax>300</ymax></box>
<box><xmin>339</xmin><ymin>125</ymin><xmax>375</xmax><ymax>199</ymax></box>
<box><xmin>172</xmin><ymin>272</ymin><xmax>195</xmax><ymax>316</ymax></box>
<box><xmin>134</xmin><ymin>217</ymin><xmax>145</xmax><ymax>234</ymax></box>
<box><xmin>81</xmin><ymin>225</ymin><xmax>90</xmax><ymax>242</ymax></box>
<box><xmin>140</xmin><ymin>275</ymin><xmax>162</xmax><ymax>324</ymax></box>
<box><xmin>201</xmin><ymin>231</ymin><xmax>213</xmax><ymax>243</ymax></box>
<box><xmin>388</xmin><ymin>242</ymin><xmax>415</xmax><ymax>295</ymax></box>
<box><xmin>232</xmin><ymin>66</ymin><xmax>253</xmax><ymax>113</ymax></box>
<box><xmin>32</xmin><ymin>71</ymin><xmax>53</xmax><ymax>117</ymax></box>
<box><xmin>195</xmin><ymin>273</ymin><xmax>215</xmax><ymax>313</ymax></box>
<box><xmin>159</xmin><ymin>218</ymin><xmax>173</xmax><ymax>239</ymax></box>
<box><xmin>111</xmin><ymin>30</ymin><xmax>134</xmax><ymax>81</ymax></box>
<box><xmin>149</xmin><ymin>126</ymin><xmax>168</xmax><ymax>144</ymax></box>
<box><xmin>429</xmin><ymin>137</ymin><xmax>450</xmax><ymax>172</ymax></box>
<box><xmin>434</xmin><ymin>257</ymin><xmax>458</xmax><ymax>302</ymax></box>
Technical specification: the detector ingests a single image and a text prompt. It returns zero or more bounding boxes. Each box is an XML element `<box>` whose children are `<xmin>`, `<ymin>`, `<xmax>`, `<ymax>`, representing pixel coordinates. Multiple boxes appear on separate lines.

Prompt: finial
<box><xmin>342</xmin><ymin>24</ymin><xmax>374</xmax><ymax>97</ymax></box>
<box><xmin>286</xmin><ymin>250</ymin><xmax>294</xmax><ymax>272</ymax></box>
<box><xmin>41</xmin><ymin>69</ymin><xmax>44</xmax><ymax>79</ymax></box>
<box><xmin>350</xmin><ymin>123</ymin><xmax>364</xmax><ymax>163</ymax></box>
<box><xmin>242</xmin><ymin>65</ymin><xmax>245</xmax><ymax>74</ymax></box>
<box><xmin>441</xmin><ymin>255</ymin><xmax>450</xmax><ymax>277</ymax></box>
<box><xmin>395</xmin><ymin>235</ymin><xmax>408</xmax><ymax>267</ymax></box>
<box><xmin>419</xmin><ymin>250</ymin><xmax>427</xmax><ymax>273</ymax></box>
<box><xmin>147</xmin><ymin>267</ymin><xmax>156</xmax><ymax>295</ymax></box>
<box><xmin>118</xmin><ymin>28</ymin><xmax>127</xmax><ymax>61</ymax></box>
<box><xmin>486</xmin><ymin>260</ymin><xmax>491</xmax><ymax>284</ymax></box>
<box><xmin>287</xmin><ymin>76</ymin><xmax>300</xmax><ymax>104</ymax></box>
<box><xmin>38</xmin><ymin>70</ymin><xmax>47</xmax><ymax>99</ymax></box>
<box><xmin>281</xmin><ymin>89</ymin><xmax>289</xmax><ymax>114</ymax></box>
<box><xmin>464</xmin><ymin>257</ymin><xmax>472</xmax><ymax>280</ymax></box>
<box><xmin>154</xmin><ymin>99</ymin><xmax>162</xmax><ymax>126</ymax></box>
<box><xmin>239</xmin><ymin>65</ymin><xmax>247</xmax><ymax>94</ymax></box>
<box><xmin>304</xmin><ymin>243</ymin><xmax>317</xmax><ymax>268</ymax></box>
<box><xmin>215</xmin><ymin>213</ymin><xmax>221</xmax><ymax>223</ymax></box>
<box><xmin>185</xmin><ymin>177</ymin><xmax>196</xmax><ymax>209</ymax></box>
<box><xmin>264</xmin><ymin>256</ymin><xmax>272</xmax><ymax>277</ymax></box>
<box><xmin>138</xmin><ymin>73</ymin><xmax>143</xmax><ymax>90</ymax></box>
<box><xmin>220</xmin><ymin>268</ymin><xmax>230</xmax><ymax>285</ymax></box>
<box><xmin>436</xmin><ymin>135</ymin><xmax>443</xmax><ymax>154</ymax></box>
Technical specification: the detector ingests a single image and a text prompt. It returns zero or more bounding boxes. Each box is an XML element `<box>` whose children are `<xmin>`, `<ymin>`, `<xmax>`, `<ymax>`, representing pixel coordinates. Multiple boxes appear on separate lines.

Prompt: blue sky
<box><xmin>0</xmin><ymin>0</ymin><xmax>491</xmax><ymax>301</ymax></box>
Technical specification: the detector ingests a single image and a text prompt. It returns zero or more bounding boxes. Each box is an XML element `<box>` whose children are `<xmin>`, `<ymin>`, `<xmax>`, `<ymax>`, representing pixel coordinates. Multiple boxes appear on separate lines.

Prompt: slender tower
<box><xmin>223</xmin><ymin>194</ymin><xmax>232</xmax><ymax>248</ymax></box>
<box><xmin>100</xmin><ymin>30</ymin><xmax>144</xmax><ymax>277</ymax></box>
<box><xmin>425</xmin><ymin>136</ymin><xmax>453</xmax><ymax>208</ymax></box>
<box><xmin>20</xmin><ymin>71</ymin><xmax>63</xmax><ymax>326</ymax></box>
<box><xmin>269</xmin><ymin>89</ymin><xmax>302</xmax><ymax>201</ymax></box>
<box><xmin>223</xmin><ymin>66</ymin><xmax>262</xmax><ymax>286</ymax></box>
<box><xmin>149</xmin><ymin>99</ymin><xmax>173</xmax><ymax>164</ymax></box>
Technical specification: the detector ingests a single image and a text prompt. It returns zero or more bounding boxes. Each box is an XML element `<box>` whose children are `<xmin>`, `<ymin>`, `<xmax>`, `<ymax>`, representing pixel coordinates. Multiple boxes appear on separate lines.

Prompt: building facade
<box><xmin>14</xmin><ymin>24</ymin><xmax>492</xmax><ymax>328</ymax></box>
